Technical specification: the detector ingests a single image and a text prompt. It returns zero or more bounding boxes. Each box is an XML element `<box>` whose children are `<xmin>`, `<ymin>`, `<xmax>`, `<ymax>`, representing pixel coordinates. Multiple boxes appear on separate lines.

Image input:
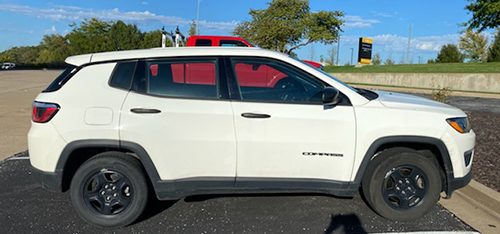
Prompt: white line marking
<box><xmin>370</xmin><ymin>232</ymin><xmax>480</xmax><ymax>234</ymax></box>
<box><xmin>6</xmin><ymin>156</ymin><xmax>30</xmax><ymax>161</ymax></box>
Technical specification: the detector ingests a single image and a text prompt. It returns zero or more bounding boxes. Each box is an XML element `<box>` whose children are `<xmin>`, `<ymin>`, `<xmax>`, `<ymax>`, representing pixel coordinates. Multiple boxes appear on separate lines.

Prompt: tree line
<box><xmin>0</xmin><ymin>19</ymin><xmax>172</xmax><ymax>68</ymax></box>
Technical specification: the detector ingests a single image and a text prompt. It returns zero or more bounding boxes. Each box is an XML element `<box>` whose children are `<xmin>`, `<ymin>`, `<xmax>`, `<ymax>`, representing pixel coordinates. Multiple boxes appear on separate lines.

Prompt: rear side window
<box><xmin>145</xmin><ymin>59</ymin><xmax>218</xmax><ymax>99</ymax></box>
<box><xmin>110</xmin><ymin>62</ymin><xmax>136</xmax><ymax>89</ymax></box>
<box><xmin>195</xmin><ymin>39</ymin><xmax>212</xmax><ymax>46</ymax></box>
<box><xmin>43</xmin><ymin>65</ymin><xmax>77</xmax><ymax>92</ymax></box>
<box><xmin>219</xmin><ymin>40</ymin><xmax>249</xmax><ymax>47</ymax></box>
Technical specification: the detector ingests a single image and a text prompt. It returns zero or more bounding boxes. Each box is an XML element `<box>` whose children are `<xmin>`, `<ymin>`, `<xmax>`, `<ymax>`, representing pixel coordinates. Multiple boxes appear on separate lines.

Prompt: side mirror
<box><xmin>322</xmin><ymin>87</ymin><xmax>340</xmax><ymax>105</ymax></box>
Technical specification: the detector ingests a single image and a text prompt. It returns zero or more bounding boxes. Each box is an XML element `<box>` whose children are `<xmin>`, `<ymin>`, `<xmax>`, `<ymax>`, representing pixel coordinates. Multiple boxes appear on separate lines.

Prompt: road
<box><xmin>0</xmin><ymin>152</ymin><xmax>475</xmax><ymax>233</ymax></box>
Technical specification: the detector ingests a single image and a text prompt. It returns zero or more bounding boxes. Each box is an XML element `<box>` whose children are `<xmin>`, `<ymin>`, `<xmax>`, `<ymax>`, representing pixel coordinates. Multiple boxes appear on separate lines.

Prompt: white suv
<box><xmin>29</xmin><ymin>47</ymin><xmax>475</xmax><ymax>228</ymax></box>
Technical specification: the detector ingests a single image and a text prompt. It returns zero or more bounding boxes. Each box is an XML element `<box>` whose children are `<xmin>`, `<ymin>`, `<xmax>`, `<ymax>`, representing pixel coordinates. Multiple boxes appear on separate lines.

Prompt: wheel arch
<box><xmin>56</xmin><ymin>140</ymin><xmax>163</xmax><ymax>194</ymax></box>
<box><xmin>353</xmin><ymin>136</ymin><xmax>454</xmax><ymax>196</ymax></box>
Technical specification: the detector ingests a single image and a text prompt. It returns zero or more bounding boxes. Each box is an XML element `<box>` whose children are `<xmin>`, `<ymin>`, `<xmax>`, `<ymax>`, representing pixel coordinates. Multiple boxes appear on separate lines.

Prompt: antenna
<box><xmin>112</xmin><ymin>31</ymin><xmax>122</xmax><ymax>51</ymax></box>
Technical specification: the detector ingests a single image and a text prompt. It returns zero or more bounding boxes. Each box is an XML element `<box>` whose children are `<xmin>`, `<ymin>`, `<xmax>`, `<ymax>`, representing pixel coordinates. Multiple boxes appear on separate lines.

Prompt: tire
<box><xmin>70</xmin><ymin>152</ymin><xmax>149</xmax><ymax>228</ymax></box>
<box><xmin>361</xmin><ymin>148</ymin><xmax>442</xmax><ymax>221</ymax></box>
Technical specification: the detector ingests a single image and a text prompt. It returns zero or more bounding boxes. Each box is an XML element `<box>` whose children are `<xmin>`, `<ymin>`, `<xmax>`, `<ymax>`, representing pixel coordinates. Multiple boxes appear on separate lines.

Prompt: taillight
<box><xmin>32</xmin><ymin>102</ymin><xmax>60</xmax><ymax>123</ymax></box>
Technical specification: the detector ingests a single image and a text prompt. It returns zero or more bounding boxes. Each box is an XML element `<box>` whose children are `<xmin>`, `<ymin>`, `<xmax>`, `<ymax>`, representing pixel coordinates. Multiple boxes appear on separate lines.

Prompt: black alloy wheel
<box><xmin>362</xmin><ymin>148</ymin><xmax>442</xmax><ymax>221</ymax></box>
<box><xmin>70</xmin><ymin>152</ymin><xmax>149</xmax><ymax>228</ymax></box>
<box><xmin>381</xmin><ymin>165</ymin><xmax>429</xmax><ymax>209</ymax></box>
<box><xmin>83</xmin><ymin>169</ymin><xmax>133</xmax><ymax>215</ymax></box>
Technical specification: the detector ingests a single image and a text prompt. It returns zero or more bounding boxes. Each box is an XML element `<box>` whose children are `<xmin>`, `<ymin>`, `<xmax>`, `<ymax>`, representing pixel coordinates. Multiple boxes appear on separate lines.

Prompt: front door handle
<box><xmin>131</xmin><ymin>108</ymin><xmax>161</xmax><ymax>114</ymax></box>
<box><xmin>241</xmin><ymin>113</ymin><xmax>271</xmax><ymax>119</ymax></box>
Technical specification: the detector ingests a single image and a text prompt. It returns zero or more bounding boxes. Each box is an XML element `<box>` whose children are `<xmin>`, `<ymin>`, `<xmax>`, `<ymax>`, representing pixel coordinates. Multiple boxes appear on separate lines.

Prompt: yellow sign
<box><xmin>362</xmin><ymin>38</ymin><xmax>373</xmax><ymax>44</ymax></box>
<box><xmin>359</xmin><ymin>58</ymin><xmax>371</xmax><ymax>64</ymax></box>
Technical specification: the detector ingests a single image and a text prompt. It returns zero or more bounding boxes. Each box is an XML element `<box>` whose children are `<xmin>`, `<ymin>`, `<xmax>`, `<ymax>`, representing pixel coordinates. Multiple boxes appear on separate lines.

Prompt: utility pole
<box><xmin>350</xmin><ymin>48</ymin><xmax>354</xmax><ymax>66</ymax></box>
<box><xmin>336</xmin><ymin>36</ymin><xmax>340</xmax><ymax>66</ymax></box>
<box><xmin>407</xmin><ymin>24</ymin><xmax>411</xmax><ymax>64</ymax></box>
<box><xmin>196</xmin><ymin>0</ymin><xmax>201</xmax><ymax>35</ymax></box>
<box><xmin>418</xmin><ymin>56</ymin><xmax>421</xmax><ymax>64</ymax></box>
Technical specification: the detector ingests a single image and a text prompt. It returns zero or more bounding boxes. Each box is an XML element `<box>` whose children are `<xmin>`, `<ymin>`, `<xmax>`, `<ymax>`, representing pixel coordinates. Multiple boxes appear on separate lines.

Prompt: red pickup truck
<box><xmin>186</xmin><ymin>36</ymin><xmax>323</xmax><ymax>70</ymax></box>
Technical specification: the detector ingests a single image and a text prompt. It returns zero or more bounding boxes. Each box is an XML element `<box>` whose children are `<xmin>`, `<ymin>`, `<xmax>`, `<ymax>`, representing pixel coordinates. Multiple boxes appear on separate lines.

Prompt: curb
<box><xmin>458</xmin><ymin>180</ymin><xmax>500</xmax><ymax>218</ymax></box>
<box><xmin>439</xmin><ymin>179</ymin><xmax>500</xmax><ymax>234</ymax></box>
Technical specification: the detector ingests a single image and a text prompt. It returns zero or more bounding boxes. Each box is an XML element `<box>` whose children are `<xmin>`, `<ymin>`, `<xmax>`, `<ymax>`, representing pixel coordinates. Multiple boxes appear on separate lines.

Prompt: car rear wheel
<box><xmin>70</xmin><ymin>152</ymin><xmax>149</xmax><ymax>228</ymax></box>
<box><xmin>362</xmin><ymin>148</ymin><xmax>442</xmax><ymax>221</ymax></box>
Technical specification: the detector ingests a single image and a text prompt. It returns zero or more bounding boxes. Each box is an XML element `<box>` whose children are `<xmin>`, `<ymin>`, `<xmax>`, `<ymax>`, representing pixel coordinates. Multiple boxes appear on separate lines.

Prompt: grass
<box><xmin>324</xmin><ymin>62</ymin><xmax>500</xmax><ymax>73</ymax></box>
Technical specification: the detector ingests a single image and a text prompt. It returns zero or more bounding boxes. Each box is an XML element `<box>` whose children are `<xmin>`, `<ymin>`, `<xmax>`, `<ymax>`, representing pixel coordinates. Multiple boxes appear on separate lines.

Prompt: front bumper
<box><xmin>31</xmin><ymin>166</ymin><xmax>63</xmax><ymax>192</ymax></box>
<box><xmin>445</xmin><ymin>170</ymin><xmax>472</xmax><ymax>198</ymax></box>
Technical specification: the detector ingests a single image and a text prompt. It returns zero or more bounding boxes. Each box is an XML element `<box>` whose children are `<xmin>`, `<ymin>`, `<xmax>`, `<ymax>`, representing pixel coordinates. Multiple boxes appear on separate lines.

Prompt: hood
<box><xmin>373</xmin><ymin>90</ymin><xmax>463</xmax><ymax>114</ymax></box>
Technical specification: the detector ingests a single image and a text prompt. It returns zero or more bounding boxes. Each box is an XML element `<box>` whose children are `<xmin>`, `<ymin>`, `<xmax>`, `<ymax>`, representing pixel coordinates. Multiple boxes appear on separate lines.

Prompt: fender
<box><xmin>53</xmin><ymin>140</ymin><xmax>165</xmax><ymax>194</ymax></box>
<box><xmin>352</xmin><ymin>136</ymin><xmax>457</xmax><ymax>197</ymax></box>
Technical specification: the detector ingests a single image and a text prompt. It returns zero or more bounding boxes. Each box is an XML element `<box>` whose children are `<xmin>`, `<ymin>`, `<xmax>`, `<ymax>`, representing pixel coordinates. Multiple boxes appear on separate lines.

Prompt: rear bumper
<box><xmin>446</xmin><ymin>170</ymin><xmax>472</xmax><ymax>198</ymax></box>
<box><xmin>31</xmin><ymin>166</ymin><xmax>63</xmax><ymax>192</ymax></box>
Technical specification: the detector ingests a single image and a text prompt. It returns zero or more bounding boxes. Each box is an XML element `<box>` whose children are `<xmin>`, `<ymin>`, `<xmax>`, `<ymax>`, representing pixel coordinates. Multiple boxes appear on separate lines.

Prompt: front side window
<box><xmin>146</xmin><ymin>59</ymin><xmax>218</xmax><ymax>99</ymax></box>
<box><xmin>231</xmin><ymin>58</ymin><xmax>324</xmax><ymax>103</ymax></box>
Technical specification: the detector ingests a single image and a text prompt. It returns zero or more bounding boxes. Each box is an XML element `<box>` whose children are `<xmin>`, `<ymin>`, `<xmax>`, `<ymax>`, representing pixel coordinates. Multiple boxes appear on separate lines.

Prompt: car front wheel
<box><xmin>362</xmin><ymin>148</ymin><xmax>442</xmax><ymax>221</ymax></box>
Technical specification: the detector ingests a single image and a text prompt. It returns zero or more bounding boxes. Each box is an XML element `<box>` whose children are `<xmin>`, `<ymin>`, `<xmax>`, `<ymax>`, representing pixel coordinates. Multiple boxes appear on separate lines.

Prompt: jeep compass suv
<box><xmin>29</xmin><ymin>47</ymin><xmax>475</xmax><ymax>228</ymax></box>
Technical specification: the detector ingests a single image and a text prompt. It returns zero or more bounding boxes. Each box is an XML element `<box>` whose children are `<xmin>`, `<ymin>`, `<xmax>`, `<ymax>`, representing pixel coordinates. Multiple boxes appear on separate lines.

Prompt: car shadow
<box><xmin>134</xmin><ymin>198</ymin><xmax>178</xmax><ymax>224</ymax></box>
<box><xmin>324</xmin><ymin>213</ymin><xmax>367</xmax><ymax>234</ymax></box>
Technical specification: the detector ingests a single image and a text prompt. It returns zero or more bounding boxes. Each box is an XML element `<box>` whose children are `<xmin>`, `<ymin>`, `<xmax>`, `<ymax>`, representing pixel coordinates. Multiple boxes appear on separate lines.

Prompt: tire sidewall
<box><xmin>364</xmin><ymin>151</ymin><xmax>442</xmax><ymax>221</ymax></box>
<box><xmin>70</xmin><ymin>154</ymin><xmax>148</xmax><ymax>228</ymax></box>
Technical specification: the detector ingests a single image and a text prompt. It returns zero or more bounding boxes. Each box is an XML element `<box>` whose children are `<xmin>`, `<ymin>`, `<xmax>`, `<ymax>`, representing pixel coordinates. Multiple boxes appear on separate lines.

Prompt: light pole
<box><xmin>196</xmin><ymin>0</ymin><xmax>201</xmax><ymax>35</ymax></box>
<box><xmin>350</xmin><ymin>48</ymin><xmax>354</xmax><ymax>66</ymax></box>
<box><xmin>336</xmin><ymin>36</ymin><xmax>340</xmax><ymax>66</ymax></box>
<box><xmin>417</xmin><ymin>56</ymin><xmax>421</xmax><ymax>64</ymax></box>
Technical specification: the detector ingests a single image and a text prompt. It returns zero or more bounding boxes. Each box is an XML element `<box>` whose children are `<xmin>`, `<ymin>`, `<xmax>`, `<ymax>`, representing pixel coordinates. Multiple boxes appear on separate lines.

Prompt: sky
<box><xmin>0</xmin><ymin>0</ymin><xmax>494</xmax><ymax>64</ymax></box>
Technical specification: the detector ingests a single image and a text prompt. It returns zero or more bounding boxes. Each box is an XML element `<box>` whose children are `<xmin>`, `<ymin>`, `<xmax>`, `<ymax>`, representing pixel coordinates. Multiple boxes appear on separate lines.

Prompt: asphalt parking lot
<box><xmin>0</xmin><ymin>152</ymin><xmax>476</xmax><ymax>234</ymax></box>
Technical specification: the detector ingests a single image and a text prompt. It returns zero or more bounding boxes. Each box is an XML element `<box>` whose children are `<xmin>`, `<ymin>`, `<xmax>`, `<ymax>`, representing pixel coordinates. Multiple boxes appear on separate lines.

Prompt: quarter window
<box><xmin>146</xmin><ymin>59</ymin><xmax>218</xmax><ymax>99</ymax></box>
<box><xmin>231</xmin><ymin>58</ymin><xmax>324</xmax><ymax>103</ymax></box>
<box><xmin>110</xmin><ymin>62</ymin><xmax>136</xmax><ymax>89</ymax></box>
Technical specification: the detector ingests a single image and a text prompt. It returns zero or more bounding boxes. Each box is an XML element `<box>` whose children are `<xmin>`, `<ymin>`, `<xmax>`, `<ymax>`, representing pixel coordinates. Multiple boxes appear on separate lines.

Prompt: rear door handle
<box><xmin>241</xmin><ymin>113</ymin><xmax>271</xmax><ymax>119</ymax></box>
<box><xmin>131</xmin><ymin>108</ymin><xmax>161</xmax><ymax>114</ymax></box>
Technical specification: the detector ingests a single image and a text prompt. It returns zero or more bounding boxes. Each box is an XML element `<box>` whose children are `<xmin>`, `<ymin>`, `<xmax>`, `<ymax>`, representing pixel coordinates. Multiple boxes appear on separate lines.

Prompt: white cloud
<box><xmin>372</xmin><ymin>11</ymin><xmax>394</xmax><ymax>18</ymax></box>
<box><xmin>51</xmin><ymin>25</ymin><xmax>56</xmax><ymax>32</ymax></box>
<box><xmin>344</xmin><ymin>15</ymin><xmax>380</xmax><ymax>29</ymax></box>
<box><xmin>141</xmin><ymin>2</ymin><xmax>148</xmax><ymax>5</ymax></box>
<box><xmin>339</xmin><ymin>33</ymin><xmax>461</xmax><ymax>54</ymax></box>
<box><xmin>0</xmin><ymin>3</ymin><xmax>238</xmax><ymax>32</ymax></box>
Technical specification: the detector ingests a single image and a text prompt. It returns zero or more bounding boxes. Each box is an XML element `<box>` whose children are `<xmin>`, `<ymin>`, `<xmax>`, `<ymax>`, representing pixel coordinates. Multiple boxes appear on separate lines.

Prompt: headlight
<box><xmin>446</xmin><ymin>117</ymin><xmax>471</xmax><ymax>133</ymax></box>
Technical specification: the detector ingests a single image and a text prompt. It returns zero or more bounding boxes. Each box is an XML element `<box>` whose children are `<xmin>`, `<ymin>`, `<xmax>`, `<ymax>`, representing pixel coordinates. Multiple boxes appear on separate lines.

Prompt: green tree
<box><xmin>110</xmin><ymin>20</ymin><xmax>143</xmax><ymax>51</ymax></box>
<box><xmin>0</xmin><ymin>51</ymin><xmax>12</xmax><ymax>62</ymax></box>
<box><xmin>36</xmin><ymin>34</ymin><xmax>70</xmax><ymax>65</ymax></box>
<box><xmin>436</xmin><ymin>44</ymin><xmax>465</xmax><ymax>63</ymax></box>
<box><xmin>2</xmin><ymin>46</ymin><xmax>40</xmax><ymax>65</ymax></box>
<box><xmin>189</xmin><ymin>20</ymin><xmax>197</xmax><ymax>36</ymax></box>
<box><xmin>464</xmin><ymin>0</ymin><xmax>500</xmax><ymax>32</ymax></box>
<box><xmin>233</xmin><ymin>0</ymin><xmax>343</xmax><ymax>54</ymax></box>
<box><xmin>140</xmin><ymin>30</ymin><xmax>172</xmax><ymax>49</ymax></box>
<box><xmin>372</xmin><ymin>53</ymin><xmax>381</xmax><ymax>65</ymax></box>
<box><xmin>66</xmin><ymin>18</ymin><xmax>114</xmax><ymax>55</ymax></box>
<box><xmin>459</xmin><ymin>29</ymin><xmax>489</xmax><ymax>62</ymax></box>
<box><xmin>384</xmin><ymin>58</ymin><xmax>395</xmax><ymax>65</ymax></box>
<box><xmin>487</xmin><ymin>28</ymin><xmax>500</xmax><ymax>62</ymax></box>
